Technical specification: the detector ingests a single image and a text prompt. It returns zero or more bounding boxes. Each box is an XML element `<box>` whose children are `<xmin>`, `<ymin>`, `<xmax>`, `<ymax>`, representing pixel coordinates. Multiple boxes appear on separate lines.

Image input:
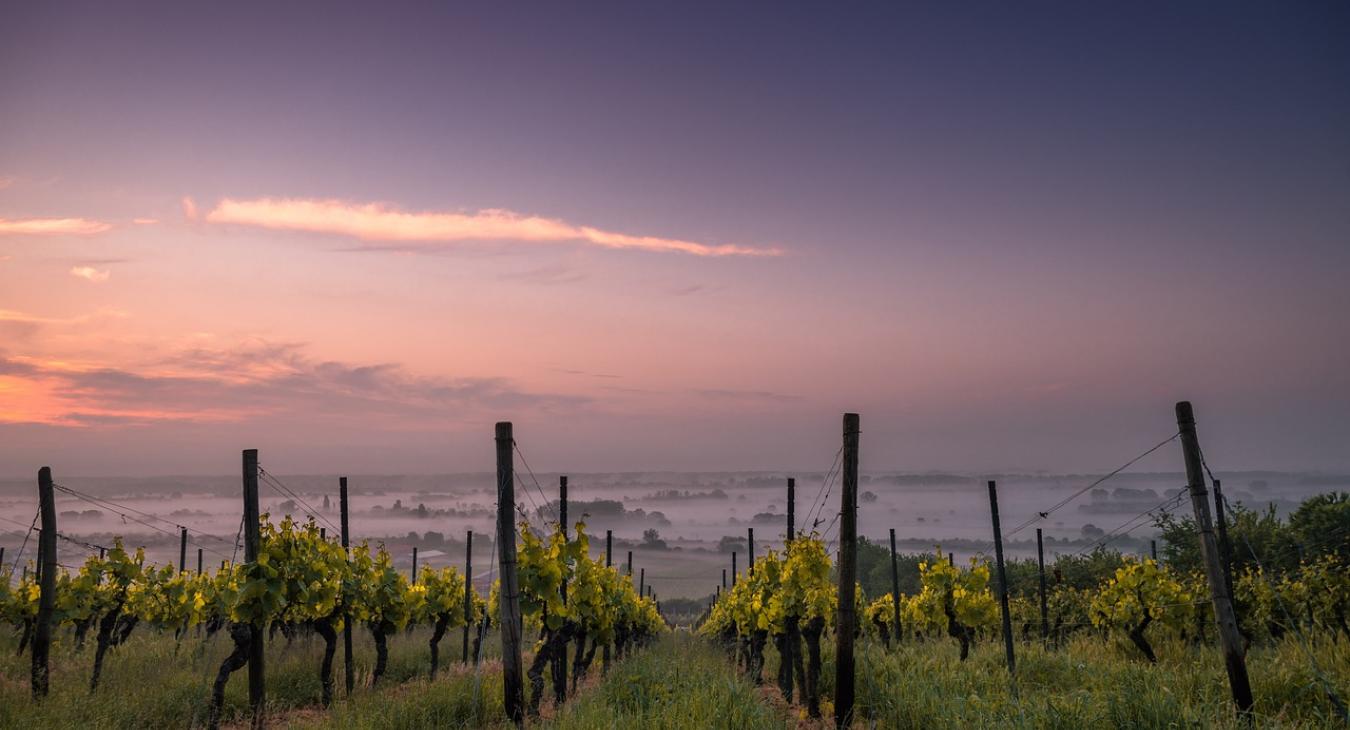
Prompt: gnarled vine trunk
<box><xmin>315</xmin><ymin>617</ymin><xmax>338</xmax><ymax>706</ymax></box>
<box><xmin>803</xmin><ymin>616</ymin><xmax>825</xmax><ymax>719</ymax></box>
<box><xmin>207</xmin><ymin>622</ymin><xmax>252</xmax><ymax>730</ymax></box>
<box><xmin>428</xmin><ymin>613</ymin><xmax>449</xmax><ymax>679</ymax></box>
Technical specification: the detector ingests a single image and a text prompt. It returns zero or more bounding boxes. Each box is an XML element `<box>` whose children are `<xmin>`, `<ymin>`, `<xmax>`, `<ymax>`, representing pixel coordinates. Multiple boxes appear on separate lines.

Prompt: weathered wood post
<box><xmin>834</xmin><ymin>413</ymin><xmax>860</xmax><ymax>729</ymax></box>
<box><xmin>411</xmin><ymin>547</ymin><xmax>419</xmax><ymax>583</ymax></box>
<box><xmin>1212</xmin><ymin>479</ymin><xmax>1237</xmax><ymax>610</ymax></box>
<box><xmin>340</xmin><ymin>477</ymin><xmax>354</xmax><ymax>697</ymax></box>
<box><xmin>748</xmin><ymin>527</ymin><xmax>755</xmax><ymax>575</ymax></box>
<box><xmin>1176</xmin><ymin>401</ymin><xmax>1253</xmax><ymax>717</ymax></box>
<box><xmin>988</xmin><ymin>480</ymin><xmax>1016</xmax><ymax>679</ymax></box>
<box><xmin>198</xmin><ymin>547</ymin><xmax>204</xmax><ymax>575</ymax></box>
<box><xmin>496</xmin><ymin>422</ymin><xmax>525</xmax><ymax>726</ymax></box>
<box><xmin>1036</xmin><ymin>528</ymin><xmax>1049</xmax><ymax>642</ymax></box>
<box><xmin>32</xmin><ymin>466</ymin><xmax>56</xmax><ymax>699</ymax></box>
<box><xmin>1151</xmin><ymin>539</ymin><xmax>1158</xmax><ymax>561</ymax></box>
<box><xmin>180</xmin><ymin>526</ymin><xmax>188</xmax><ymax>573</ymax></box>
<box><xmin>320</xmin><ymin>527</ymin><xmax>326</xmax><ymax>540</ymax></box>
<box><xmin>627</xmin><ymin>550</ymin><xmax>633</xmax><ymax>579</ymax></box>
<box><xmin>889</xmin><ymin>528</ymin><xmax>902</xmax><ymax>645</ymax></box>
<box><xmin>554</xmin><ymin>476</ymin><xmax>568</xmax><ymax>705</ymax></box>
<box><xmin>722</xmin><ymin>568</ymin><xmax>727</xmax><ymax>589</ymax></box>
<box><xmin>463</xmin><ymin>530</ymin><xmax>473</xmax><ymax>664</ymax></box>
<box><xmin>787</xmin><ymin>477</ymin><xmax>795</xmax><ymax>542</ymax></box>
<box><xmin>603</xmin><ymin>529</ymin><xmax>613</xmax><ymax>672</ymax></box>
<box><xmin>731</xmin><ymin>552</ymin><xmax>737</xmax><ymax>587</ymax></box>
<box><xmin>639</xmin><ymin>568</ymin><xmax>645</xmax><ymax>597</ymax></box>
<box><xmin>242</xmin><ymin>449</ymin><xmax>265</xmax><ymax>724</ymax></box>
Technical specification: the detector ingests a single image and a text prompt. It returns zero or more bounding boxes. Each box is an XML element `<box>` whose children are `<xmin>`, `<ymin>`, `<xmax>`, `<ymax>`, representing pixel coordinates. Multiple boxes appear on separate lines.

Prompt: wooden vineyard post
<box><xmin>1176</xmin><ymin>401</ymin><xmax>1253</xmax><ymax>717</ymax></box>
<box><xmin>786</xmin><ymin>477</ymin><xmax>795</xmax><ymax>542</ymax></box>
<box><xmin>639</xmin><ymin>568</ymin><xmax>645</xmax><ymax>597</ymax></box>
<box><xmin>32</xmin><ymin>466</ymin><xmax>56</xmax><ymax>699</ymax></box>
<box><xmin>1036</xmin><ymin>528</ymin><xmax>1049</xmax><ymax>642</ymax></box>
<box><xmin>748</xmin><ymin>527</ymin><xmax>755</xmax><ymax>575</ymax></box>
<box><xmin>722</xmin><ymin>568</ymin><xmax>727</xmax><ymax>589</ymax></box>
<box><xmin>320</xmin><ymin>528</ymin><xmax>326</xmax><ymax>540</ymax></box>
<box><xmin>463</xmin><ymin>530</ymin><xmax>473</xmax><ymax>664</ymax></box>
<box><xmin>627</xmin><ymin>550</ymin><xmax>633</xmax><ymax>580</ymax></box>
<box><xmin>242</xmin><ymin>449</ymin><xmax>265</xmax><ymax>724</ymax></box>
<box><xmin>1182</xmin><ymin>402</ymin><xmax>1252</xmax><ymax>712</ymax></box>
<box><xmin>889</xmin><ymin>528</ymin><xmax>902</xmax><ymax>645</ymax></box>
<box><xmin>412</xmin><ymin>547</ymin><xmax>418</xmax><ymax>583</ymax></box>
<box><xmin>197</xmin><ymin>547</ymin><xmax>203</xmax><ymax>575</ymax></box>
<box><xmin>496</xmin><ymin>422</ymin><xmax>525</xmax><ymax>726</ymax></box>
<box><xmin>603</xmin><ymin>529</ymin><xmax>612</xmax><ymax>672</ymax></box>
<box><xmin>1151</xmin><ymin>539</ymin><xmax>1158</xmax><ymax>561</ymax></box>
<box><xmin>555</xmin><ymin>476</ymin><xmax>568</xmax><ymax>706</ymax></box>
<box><xmin>340</xmin><ymin>477</ymin><xmax>354</xmax><ymax>697</ymax></box>
<box><xmin>731</xmin><ymin>552</ymin><xmax>737</xmax><ymax>587</ymax></box>
<box><xmin>988</xmin><ymin>480</ymin><xmax>1016</xmax><ymax>680</ymax></box>
<box><xmin>1212</xmin><ymin>479</ymin><xmax>1237</xmax><ymax>610</ymax></box>
<box><xmin>834</xmin><ymin>413</ymin><xmax>860</xmax><ymax>729</ymax></box>
<box><xmin>179</xmin><ymin>526</ymin><xmax>188</xmax><ymax>574</ymax></box>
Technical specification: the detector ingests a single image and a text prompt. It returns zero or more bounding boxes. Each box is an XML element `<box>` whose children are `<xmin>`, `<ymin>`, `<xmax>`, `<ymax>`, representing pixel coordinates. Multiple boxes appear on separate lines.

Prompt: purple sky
<box><xmin>1</xmin><ymin>2</ymin><xmax>1348</xmax><ymax>476</ymax></box>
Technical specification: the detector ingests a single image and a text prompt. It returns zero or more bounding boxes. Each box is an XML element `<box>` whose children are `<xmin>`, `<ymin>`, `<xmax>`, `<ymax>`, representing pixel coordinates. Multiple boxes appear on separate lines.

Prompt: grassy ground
<box><xmin>6</xmin><ymin>624</ymin><xmax>1348</xmax><ymax>728</ymax></box>
<box><xmin>751</xmin><ymin>630</ymin><xmax>1350</xmax><ymax>728</ymax></box>
<box><xmin>0</xmin><ymin>624</ymin><xmax>504</xmax><ymax>728</ymax></box>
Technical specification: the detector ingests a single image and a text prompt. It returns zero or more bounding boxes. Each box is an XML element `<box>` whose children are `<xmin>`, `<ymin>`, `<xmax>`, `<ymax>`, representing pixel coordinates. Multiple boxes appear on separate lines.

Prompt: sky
<box><xmin>1</xmin><ymin>2</ymin><xmax>1348</xmax><ymax>477</ymax></box>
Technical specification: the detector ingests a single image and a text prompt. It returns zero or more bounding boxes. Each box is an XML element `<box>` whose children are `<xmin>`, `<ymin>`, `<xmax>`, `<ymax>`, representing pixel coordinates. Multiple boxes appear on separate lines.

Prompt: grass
<box><xmin>756</xmin><ymin>630</ymin><xmax>1350</xmax><ymax>728</ymax></box>
<box><xmin>5</xmin><ymin>623</ymin><xmax>1347</xmax><ymax>728</ymax></box>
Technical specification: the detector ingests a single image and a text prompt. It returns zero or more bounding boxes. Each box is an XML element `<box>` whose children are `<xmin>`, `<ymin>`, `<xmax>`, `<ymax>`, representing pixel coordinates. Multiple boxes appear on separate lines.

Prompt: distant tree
<box><xmin>642</xmin><ymin>529</ymin><xmax>668</xmax><ymax>550</ymax></box>
<box><xmin>860</xmin><ymin>491</ymin><xmax>878</xmax><ymax>503</ymax></box>
<box><xmin>718</xmin><ymin>535</ymin><xmax>747</xmax><ymax>553</ymax></box>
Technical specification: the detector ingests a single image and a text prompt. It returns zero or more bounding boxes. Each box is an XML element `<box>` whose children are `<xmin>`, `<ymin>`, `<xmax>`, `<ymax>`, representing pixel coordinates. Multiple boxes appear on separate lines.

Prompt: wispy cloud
<box><xmin>0</xmin><ymin>341</ymin><xmax>584</xmax><ymax>428</ymax></box>
<box><xmin>0</xmin><ymin>217</ymin><xmax>113</xmax><ymax>235</ymax></box>
<box><xmin>499</xmin><ymin>265</ymin><xmax>587</xmax><ymax>285</ymax></box>
<box><xmin>204</xmin><ymin>197</ymin><xmax>781</xmax><ymax>257</ymax></box>
<box><xmin>70</xmin><ymin>266</ymin><xmax>111</xmax><ymax>282</ymax></box>
<box><xmin>133</xmin><ymin>217</ymin><xmax>159</xmax><ymax>225</ymax></box>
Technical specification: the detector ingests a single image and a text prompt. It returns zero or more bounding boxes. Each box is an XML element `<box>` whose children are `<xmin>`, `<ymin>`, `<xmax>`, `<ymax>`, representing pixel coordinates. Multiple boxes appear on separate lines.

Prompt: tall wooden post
<box><xmin>627</xmin><ymin>550</ymin><xmax>633</xmax><ymax>578</ymax></box>
<box><xmin>603</xmin><ymin>529</ymin><xmax>613</xmax><ymax>672</ymax></box>
<box><xmin>1036</xmin><ymin>528</ymin><xmax>1049</xmax><ymax>642</ymax></box>
<box><xmin>988</xmin><ymin>480</ymin><xmax>1016</xmax><ymax>677</ymax></box>
<box><xmin>179</xmin><ymin>526</ymin><xmax>188</xmax><ymax>573</ymax></box>
<box><xmin>639</xmin><ymin>568</ymin><xmax>645</xmax><ymax>597</ymax></box>
<box><xmin>786</xmin><ymin>477</ymin><xmax>796</xmax><ymax>542</ymax></box>
<box><xmin>197</xmin><ymin>547</ymin><xmax>203</xmax><ymax>575</ymax></box>
<box><xmin>1151</xmin><ymin>539</ymin><xmax>1158</xmax><ymax>561</ymax></box>
<box><xmin>496</xmin><ymin>422</ymin><xmax>525</xmax><ymax>726</ymax></box>
<box><xmin>32</xmin><ymin>466</ymin><xmax>56</xmax><ymax>699</ymax></box>
<box><xmin>889</xmin><ymin>528</ymin><xmax>902</xmax><ymax>644</ymax></box>
<box><xmin>463</xmin><ymin>530</ymin><xmax>473</xmax><ymax>664</ymax></box>
<box><xmin>411</xmin><ymin>546</ymin><xmax>419</xmax><ymax>583</ymax></box>
<box><xmin>835</xmin><ymin>413</ymin><xmax>860</xmax><ymax>729</ymax></box>
<box><xmin>554</xmin><ymin>476</ymin><xmax>568</xmax><ymax>705</ymax></box>
<box><xmin>731</xmin><ymin>552</ymin><xmax>737</xmax><ymax>587</ymax></box>
<box><xmin>320</xmin><ymin>527</ymin><xmax>326</xmax><ymax>540</ymax></box>
<box><xmin>241</xmin><ymin>449</ymin><xmax>265</xmax><ymax>723</ymax></box>
<box><xmin>1176</xmin><ymin>401</ymin><xmax>1253</xmax><ymax>716</ymax></box>
<box><xmin>340</xmin><ymin>477</ymin><xmax>354</xmax><ymax>696</ymax></box>
<box><xmin>748</xmin><ymin>527</ymin><xmax>755</xmax><ymax>575</ymax></box>
<box><xmin>1213</xmin><ymin>479</ymin><xmax>1237</xmax><ymax>609</ymax></box>
<box><xmin>722</xmin><ymin>568</ymin><xmax>727</xmax><ymax>589</ymax></box>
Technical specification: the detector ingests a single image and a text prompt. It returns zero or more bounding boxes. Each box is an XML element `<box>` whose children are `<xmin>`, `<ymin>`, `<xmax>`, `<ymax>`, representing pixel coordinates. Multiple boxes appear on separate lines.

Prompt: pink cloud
<box><xmin>70</xmin><ymin>266</ymin><xmax>111</xmax><ymax>282</ymax></box>
<box><xmin>204</xmin><ymin>197</ymin><xmax>780</xmax><ymax>257</ymax></box>
<box><xmin>0</xmin><ymin>217</ymin><xmax>113</xmax><ymax>235</ymax></box>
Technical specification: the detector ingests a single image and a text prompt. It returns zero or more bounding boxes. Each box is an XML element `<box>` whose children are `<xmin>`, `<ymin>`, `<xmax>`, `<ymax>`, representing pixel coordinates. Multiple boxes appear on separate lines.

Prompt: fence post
<box><xmin>889</xmin><ymin>528</ymin><xmax>902</xmax><ymax>645</ymax></box>
<box><xmin>627</xmin><ymin>550</ymin><xmax>633</xmax><ymax>579</ymax></box>
<box><xmin>32</xmin><ymin>466</ymin><xmax>56</xmax><ymax>699</ymax></box>
<box><xmin>496</xmin><ymin>422</ymin><xmax>525</xmax><ymax>726</ymax></box>
<box><xmin>340</xmin><ymin>477</ymin><xmax>353</xmax><ymax>697</ymax></box>
<box><xmin>834</xmin><ymin>413</ymin><xmax>860</xmax><ymax>729</ymax></box>
<box><xmin>411</xmin><ymin>546</ymin><xmax>418</xmax><ymax>583</ymax></box>
<box><xmin>603</xmin><ymin>529</ymin><xmax>612</xmax><ymax>672</ymax></box>
<box><xmin>1176</xmin><ymin>401</ymin><xmax>1253</xmax><ymax>717</ymax></box>
<box><xmin>198</xmin><ymin>547</ymin><xmax>203</xmax><ymax>575</ymax></box>
<box><xmin>463</xmin><ymin>530</ymin><xmax>473</xmax><ymax>664</ymax></box>
<box><xmin>241</xmin><ymin>449</ymin><xmax>265</xmax><ymax>724</ymax></box>
<box><xmin>787</xmin><ymin>477</ymin><xmax>795</xmax><ymax>543</ymax></box>
<box><xmin>988</xmin><ymin>480</ymin><xmax>1016</xmax><ymax>680</ymax></box>
<box><xmin>1151</xmin><ymin>539</ymin><xmax>1158</xmax><ymax>561</ymax></box>
<box><xmin>1036</xmin><ymin>528</ymin><xmax>1049</xmax><ymax>642</ymax></box>
<box><xmin>179</xmin><ymin>526</ymin><xmax>187</xmax><ymax>574</ymax></box>
<box><xmin>731</xmin><ymin>552</ymin><xmax>737</xmax><ymax>587</ymax></box>
<box><xmin>639</xmin><ymin>568</ymin><xmax>645</xmax><ymax>597</ymax></box>
<box><xmin>722</xmin><ymin>568</ymin><xmax>727</xmax><ymax>589</ymax></box>
<box><xmin>554</xmin><ymin>476</ymin><xmax>568</xmax><ymax>705</ymax></box>
<box><xmin>748</xmin><ymin>527</ymin><xmax>755</xmax><ymax>575</ymax></box>
<box><xmin>1212</xmin><ymin>479</ymin><xmax>1237</xmax><ymax>612</ymax></box>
